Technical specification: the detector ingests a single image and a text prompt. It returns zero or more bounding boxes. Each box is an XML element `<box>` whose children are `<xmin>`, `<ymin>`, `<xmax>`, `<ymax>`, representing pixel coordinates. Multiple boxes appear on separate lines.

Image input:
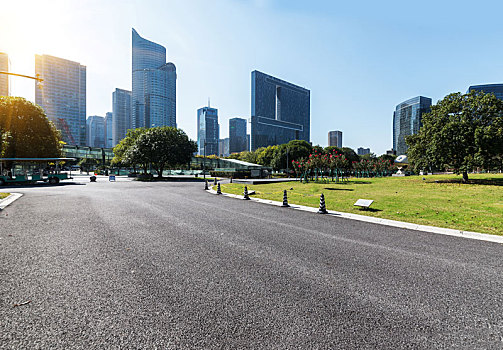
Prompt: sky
<box><xmin>2</xmin><ymin>0</ymin><xmax>503</xmax><ymax>154</ymax></box>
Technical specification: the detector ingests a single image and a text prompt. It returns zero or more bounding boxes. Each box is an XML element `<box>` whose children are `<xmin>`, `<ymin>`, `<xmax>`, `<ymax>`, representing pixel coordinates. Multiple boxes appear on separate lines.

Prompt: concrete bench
<box><xmin>354</xmin><ymin>199</ymin><xmax>373</xmax><ymax>210</ymax></box>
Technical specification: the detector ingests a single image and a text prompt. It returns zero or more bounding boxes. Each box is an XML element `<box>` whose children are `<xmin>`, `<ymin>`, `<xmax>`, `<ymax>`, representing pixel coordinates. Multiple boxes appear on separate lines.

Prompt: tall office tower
<box><xmin>35</xmin><ymin>54</ymin><xmax>86</xmax><ymax>146</ymax></box>
<box><xmin>105</xmin><ymin>112</ymin><xmax>113</xmax><ymax>148</ymax></box>
<box><xmin>0</xmin><ymin>52</ymin><xmax>10</xmax><ymax>96</ymax></box>
<box><xmin>357</xmin><ymin>147</ymin><xmax>370</xmax><ymax>156</ymax></box>
<box><xmin>132</xmin><ymin>28</ymin><xmax>176</xmax><ymax>129</ymax></box>
<box><xmin>112</xmin><ymin>88</ymin><xmax>132</xmax><ymax>146</ymax></box>
<box><xmin>392</xmin><ymin>96</ymin><xmax>431</xmax><ymax>156</ymax></box>
<box><xmin>218</xmin><ymin>138</ymin><xmax>230</xmax><ymax>157</ymax></box>
<box><xmin>328</xmin><ymin>130</ymin><xmax>342</xmax><ymax>148</ymax></box>
<box><xmin>229</xmin><ymin>117</ymin><xmax>247</xmax><ymax>154</ymax></box>
<box><xmin>250</xmin><ymin>70</ymin><xmax>310</xmax><ymax>151</ymax></box>
<box><xmin>468</xmin><ymin>83</ymin><xmax>503</xmax><ymax>100</ymax></box>
<box><xmin>86</xmin><ymin>115</ymin><xmax>105</xmax><ymax>148</ymax></box>
<box><xmin>247</xmin><ymin>134</ymin><xmax>250</xmax><ymax>151</ymax></box>
<box><xmin>197</xmin><ymin>105</ymin><xmax>219</xmax><ymax>156</ymax></box>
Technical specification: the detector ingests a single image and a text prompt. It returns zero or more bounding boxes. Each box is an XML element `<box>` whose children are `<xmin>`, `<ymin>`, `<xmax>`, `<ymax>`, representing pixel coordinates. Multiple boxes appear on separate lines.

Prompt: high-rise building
<box><xmin>357</xmin><ymin>147</ymin><xmax>370</xmax><ymax>156</ymax></box>
<box><xmin>250</xmin><ymin>70</ymin><xmax>310</xmax><ymax>151</ymax></box>
<box><xmin>197</xmin><ymin>106</ymin><xmax>219</xmax><ymax>156</ymax></box>
<box><xmin>112</xmin><ymin>88</ymin><xmax>132</xmax><ymax>146</ymax></box>
<box><xmin>393</xmin><ymin>96</ymin><xmax>432</xmax><ymax>156</ymax></box>
<box><xmin>328</xmin><ymin>130</ymin><xmax>342</xmax><ymax>148</ymax></box>
<box><xmin>105</xmin><ymin>112</ymin><xmax>113</xmax><ymax>148</ymax></box>
<box><xmin>87</xmin><ymin>115</ymin><xmax>105</xmax><ymax>148</ymax></box>
<box><xmin>0</xmin><ymin>52</ymin><xmax>10</xmax><ymax>96</ymax></box>
<box><xmin>35</xmin><ymin>54</ymin><xmax>86</xmax><ymax>146</ymax></box>
<box><xmin>468</xmin><ymin>83</ymin><xmax>503</xmax><ymax>100</ymax></box>
<box><xmin>132</xmin><ymin>28</ymin><xmax>176</xmax><ymax>129</ymax></box>
<box><xmin>218</xmin><ymin>138</ymin><xmax>230</xmax><ymax>157</ymax></box>
<box><xmin>229</xmin><ymin>117</ymin><xmax>247</xmax><ymax>154</ymax></box>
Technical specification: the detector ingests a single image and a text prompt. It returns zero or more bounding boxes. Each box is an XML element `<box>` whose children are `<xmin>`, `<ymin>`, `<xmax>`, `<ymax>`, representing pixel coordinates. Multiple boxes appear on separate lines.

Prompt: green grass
<box><xmin>0</xmin><ymin>193</ymin><xmax>10</xmax><ymax>200</ymax></box>
<box><xmin>220</xmin><ymin>174</ymin><xmax>503</xmax><ymax>235</ymax></box>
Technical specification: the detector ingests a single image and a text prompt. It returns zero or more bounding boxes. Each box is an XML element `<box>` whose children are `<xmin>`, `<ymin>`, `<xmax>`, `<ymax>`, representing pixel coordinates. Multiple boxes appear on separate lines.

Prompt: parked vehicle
<box><xmin>0</xmin><ymin>158</ymin><xmax>76</xmax><ymax>186</ymax></box>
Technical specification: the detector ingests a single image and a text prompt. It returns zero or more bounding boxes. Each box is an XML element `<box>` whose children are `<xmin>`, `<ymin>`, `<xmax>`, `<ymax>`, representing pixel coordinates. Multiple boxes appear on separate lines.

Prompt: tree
<box><xmin>131</xmin><ymin>127</ymin><xmax>197</xmax><ymax>177</ymax></box>
<box><xmin>256</xmin><ymin>145</ymin><xmax>278</xmax><ymax>167</ymax></box>
<box><xmin>0</xmin><ymin>96</ymin><xmax>61</xmax><ymax>159</ymax></box>
<box><xmin>271</xmin><ymin>140</ymin><xmax>312</xmax><ymax>170</ymax></box>
<box><xmin>407</xmin><ymin>91</ymin><xmax>503</xmax><ymax>183</ymax></box>
<box><xmin>111</xmin><ymin>128</ymin><xmax>147</xmax><ymax>170</ymax></box>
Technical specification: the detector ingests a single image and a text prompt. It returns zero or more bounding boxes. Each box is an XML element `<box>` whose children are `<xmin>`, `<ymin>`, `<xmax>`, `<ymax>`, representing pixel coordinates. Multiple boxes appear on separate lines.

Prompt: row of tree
<box><xmin>226</xmin><ymin>139</ymin><xmax>394</xmax><ymax>171</ymax></box>
<box><xmin>112</xmin><ymin>127</ymin><xmax>196</xmax><ymax>177</ymax></box>
<box><xmin>407</xmin><ymin>91</ymin><xmax>503</xmax><ymax>182</ymax></box>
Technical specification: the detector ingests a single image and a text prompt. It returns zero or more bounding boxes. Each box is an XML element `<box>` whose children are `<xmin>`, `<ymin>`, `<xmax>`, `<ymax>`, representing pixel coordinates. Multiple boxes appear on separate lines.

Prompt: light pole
<box><xmin>286</xmin><ymin>148</ymin><xmax>289</xmax><ymax>178</ymax></box>
<box><xmin>0</xmin><ymin>71</ymin><xmax>44</xmax><ymax>87</ymax></box>
<box><xmin>203</xmin><ymin>140</ymin><xmax>207</xmax><ymax>180</ymax></box>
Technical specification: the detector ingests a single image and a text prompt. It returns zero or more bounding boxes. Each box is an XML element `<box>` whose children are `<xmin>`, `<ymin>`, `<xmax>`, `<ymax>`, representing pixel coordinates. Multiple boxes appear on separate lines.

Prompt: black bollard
<box><xmin>317</xmin><ymin>193</ymin><xmax>328</xmax><ymax>214</ymax></box>
<box><xmin>281</xmin><ymin>189</ymin><xmax>290</xmax><ymax>207</ymax></box>
<box><xmin>214</xmin><ymin>177</ymin><xmax>217</xmax><ymax>185</ymax></box>
<box><xmin>217</xmin><ymin>183</ymin><xmax>222</xmax><ymax>195</ymax></box>
<box><xmin>204</xmin><ymin>180</ymin><xmax>209</xmax><ymax>190</ymax></box>
<box><xmin>243</xmin><ymin>186</ymin><xmax>251</xmax><ymax>200</ymax></box>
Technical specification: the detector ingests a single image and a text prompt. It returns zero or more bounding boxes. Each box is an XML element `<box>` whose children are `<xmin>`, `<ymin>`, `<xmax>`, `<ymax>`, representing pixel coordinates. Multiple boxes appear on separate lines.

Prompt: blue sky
<box><xmin>2</xmin><ymin>0</ymin><xmax>503</xmax><ymax>154</ymax></box>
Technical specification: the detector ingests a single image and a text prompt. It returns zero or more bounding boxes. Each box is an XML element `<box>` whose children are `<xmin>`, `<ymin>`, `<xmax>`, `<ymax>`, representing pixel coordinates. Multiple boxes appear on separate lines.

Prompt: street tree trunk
<box><xmin>462</xmin><ymin>171</ymin><xmax>469</xmax><ymax>183</ymax></box>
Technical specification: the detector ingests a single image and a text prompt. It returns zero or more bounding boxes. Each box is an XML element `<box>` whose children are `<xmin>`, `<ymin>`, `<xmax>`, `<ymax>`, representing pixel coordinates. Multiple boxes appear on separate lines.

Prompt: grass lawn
<box><xmin>0</xmin><ymin>193</ymin><xmax>10</xmax><ymax>200</ymax></box>
<box><xmin>220</xmin><ymin>174</ymin><xmax>503</xmax><ymax>235</ymax></box>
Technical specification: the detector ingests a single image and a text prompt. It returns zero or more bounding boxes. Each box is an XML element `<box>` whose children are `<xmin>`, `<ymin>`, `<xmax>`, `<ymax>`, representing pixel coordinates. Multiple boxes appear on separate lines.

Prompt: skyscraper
<box><xmin>132</xmin><ymin>28</ymin><xmax>176</xmax><ymax>129</ymax></box>
<box><xmin>250</xmin><ymin>70</ymin><xmax>310</xmax><ymax>151</ymax></box>
<box><xmin>328</xmin><ymin>130</ymin><xmax>342</xmax><ymax>148</ymax></box>
<box><xmin>393</xmin><ymin>96</ymin><xmax>432</xmax><ymax>156</ymax></box>
<box><xmin>112</xmin><ymin>88</ymin><xmax>132</xmax><ymax>146</ymax></box>
<box><xmin>87</xmin><ymin>115</ymin><xmax>105</xmax><ymax>148</ymax></box>
<box><xmin>197</xmin><ymin>106</ymin><xmax>219</xmax><ymax>156</ymax></box>
<box><xmin>229</xmin><ymin>117</ymin><xmax>247</xmax><ymax>154</ymax></box>
<box><xmin>0</xmin><ymin>52</ymin><xmax>9</xmax><ymax>96</ymax></box>
<box><xmin>468</xmin><ymin>83</ymin><xmax>503</xmax><ymax>100</ymax></box>
<box><xmin>357</xmin><ymin>147</ymin><xmax>370</xmax><ymax>156</ymax></box>
<box><xmin>35</xmin><ymin>54</ymin><xmax>86</xmax><ymax>146</ymax></box>
<box><xmin>105</xmin><ymin>112</ymin><xmax>113</xmax><ymax>148</ymax></box>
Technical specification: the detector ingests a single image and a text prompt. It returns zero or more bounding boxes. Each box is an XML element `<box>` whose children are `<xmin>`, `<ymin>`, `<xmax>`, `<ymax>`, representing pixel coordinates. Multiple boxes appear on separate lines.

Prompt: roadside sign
<box><xmin>109</xmin><ymin>175</ymin><xmax>116</xmax><ymax>182</ymax></box>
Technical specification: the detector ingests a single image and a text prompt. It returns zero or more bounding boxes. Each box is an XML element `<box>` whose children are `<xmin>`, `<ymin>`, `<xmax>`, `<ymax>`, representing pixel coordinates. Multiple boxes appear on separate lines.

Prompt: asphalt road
<box><xmin>1</xmin><ymin>178</ymin><xmax>503</xmax><ymax>349</ymax></box>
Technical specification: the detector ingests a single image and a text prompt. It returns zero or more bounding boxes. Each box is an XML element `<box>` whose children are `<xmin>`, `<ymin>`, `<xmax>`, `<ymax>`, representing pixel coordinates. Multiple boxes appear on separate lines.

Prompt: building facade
<box><xmin>35</xmin><ymin>54</ymin><xmax>86</xmax><ymax>146</ymax></box>
<box><xmin>197</xmin><ymin>106</ymin><xmax>219</xmax><ymax>156</ymax></box>
<box><xmin>229</xmin><ymin>117</ymin><xmax>247</xmax><ymax>154</ymax></box>
<box><xmin>468</xmin><ymin>83</ymin><xmax>503</xmax><ymax>100</ymax></box>
<box><xmin>87</xmin><ymin>115</ymin><xmax>105</xmax><ymax>148</ymax></box>
<box><xmin>105</xmin><ymin>112</ymin><xmax>113</xmax><ymax>148</ymax></box>
<box><xmin>112</xmin><ymin>88</ymin><xmax>132</xmax><ymax>146</ymax></box>
<box><xmin>218</xmin><ymin>138</ymin><xmax>230</xmax><ymax>157</ymax></box>
<box><xmin>328</xmin><ymin>130</ymin><xmax>342</xmax><ymax>148</ymax></box>
<box><xmin>392</xmin><ymin>96</ymin><xmax>432</xmax><ymax>156</ymax></box>
<box><xmin>0</xmin><ymin>52</ymin><xmax>9</xmax><ymax>96</ymax></box>
<box><xmin>357</xmin><ymin>147</ymin><xmax>370</xmax><ymax>156</ymax></box>
<box><xmin>132</xmin><ymin>28</ymin><xmax>176</xmax><ymax>129</ymax></box>
<box><xmin>250</xmin><ymin>70</ymin><xmax>310</xmax><ymax>151</ymax></box>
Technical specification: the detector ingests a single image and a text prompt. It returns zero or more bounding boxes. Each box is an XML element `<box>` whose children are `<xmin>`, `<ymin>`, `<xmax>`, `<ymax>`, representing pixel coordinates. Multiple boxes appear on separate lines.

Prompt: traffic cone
<box><xmin>243</xmin><ymin>186</ymin><xmax>251</xmax><ymax>200</ymax></box>
<box><xmin>217</xmin><ymin>183</ymin><xmax>222</xmax><ymax>195</ymax></box>
<box><xmin>204</xmin><ymin>180</ymin><xmax>209</xmax><ymax>190</ymax></box>
<box><xmin>282</xmin><ymin>190</ymin><xmax>290</xmax><ymax>207</ymax></box>
<box><xmin>317</xmin><ymin>193</ymin><xmax>328</xmax><ymax>214</ymax></box>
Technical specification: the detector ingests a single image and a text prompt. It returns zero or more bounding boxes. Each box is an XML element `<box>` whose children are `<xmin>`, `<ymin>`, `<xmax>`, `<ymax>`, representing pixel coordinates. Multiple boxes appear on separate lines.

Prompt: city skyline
<box><xmin>3</xmin><ymin>0</ymin><xmax>503</xmax><ymax>154</ymax></box>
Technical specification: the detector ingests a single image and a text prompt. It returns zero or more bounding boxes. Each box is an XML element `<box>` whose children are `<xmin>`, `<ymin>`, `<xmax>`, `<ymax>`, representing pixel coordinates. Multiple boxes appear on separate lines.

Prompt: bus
<box><xmin>0</xmin><ymin>158</ymin><xmax>76</xmax><ymax>186</ymax></box>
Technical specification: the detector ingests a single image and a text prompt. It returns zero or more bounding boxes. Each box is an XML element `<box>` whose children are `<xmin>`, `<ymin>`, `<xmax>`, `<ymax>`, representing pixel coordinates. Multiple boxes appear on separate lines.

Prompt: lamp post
<box><xmin>286</xmin><ymin>147</ymin><xmax>289</xmax><ymax>178</ymax></box>
<box><xmin>203</xmin><ymin>140</ymin><xmax>207</xmax><ymax>180</ymax></box>
<box><xmin>0</xmin><ymin>71</ymin><xmax>44</xmax><ymax>87</ymax></box>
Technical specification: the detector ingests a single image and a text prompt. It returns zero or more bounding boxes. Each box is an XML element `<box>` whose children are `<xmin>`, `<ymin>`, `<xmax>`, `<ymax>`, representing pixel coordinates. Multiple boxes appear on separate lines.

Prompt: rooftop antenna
<box><xmin>208</xmin><ymin>97</ymin><xmax>210</xmax><ymax>108</ymax></box>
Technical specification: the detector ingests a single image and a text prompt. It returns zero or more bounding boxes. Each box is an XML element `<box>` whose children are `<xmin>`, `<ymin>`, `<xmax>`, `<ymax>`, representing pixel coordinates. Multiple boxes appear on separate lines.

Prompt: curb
<box><xmin>0</xmin><ymin>193</ymin><xmax>23</xmax><ymax>210</ymax></box>
<box><xmin>207</xmin><ymin>188</ymin><xmax>503</xmax><ymax>244</ymax></box>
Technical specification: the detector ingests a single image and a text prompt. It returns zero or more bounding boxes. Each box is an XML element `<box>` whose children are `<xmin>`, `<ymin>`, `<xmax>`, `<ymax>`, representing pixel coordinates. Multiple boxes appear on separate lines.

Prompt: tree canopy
<box><xmin>0</xmin><ymin>96</ymin><xmax>61</xmax><ymax>158</ymax></box>
<box><xmin>407</xmin><ymin>91</ymin><xmax>503</xmax><ymax>182</ymax></box>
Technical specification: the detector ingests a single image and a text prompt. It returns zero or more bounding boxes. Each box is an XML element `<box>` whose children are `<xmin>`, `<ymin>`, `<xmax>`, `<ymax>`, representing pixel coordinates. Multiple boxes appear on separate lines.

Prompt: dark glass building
<box><xmin>393</xmin><ymin>96</ymin><xmax>432</xmax><ymax>156</ymax></box>
<box><xmin>250</xmin><ymin>70</ymin><xmax>310</xmax><ymax>150</ymax></box>
<box><xmin>197</xmin><ymin>106</ymin><xmax>219</xmax><ymax>156</ymax></box>
<box><xmin>468</xmin><ymin>83</ymin><xmax>503</xmax><ymax>100</ymax></box>
<box><xmin>229</xmin><ymin>117</ymin><xmax>247</xmax><ymax>154</ymax></box>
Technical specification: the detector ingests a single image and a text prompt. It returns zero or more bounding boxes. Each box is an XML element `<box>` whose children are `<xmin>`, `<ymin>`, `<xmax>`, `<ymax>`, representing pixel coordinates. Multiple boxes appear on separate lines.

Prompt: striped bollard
<box><xmin>281</xmin><ymin>189</ymin><xmax>290</xmax><ymax>207</ymax></box>
<box><xmin>243</xmin><ymin>186</ymin><xmax>251</xmax><ymax>200</ymax></box>
<box><xmin>217</xmin><ymin>183</ymin><xmax>222</xmax><ymax>195</ymax></box>
<box><xmin>317</xmin><ymin>193</ymin><xmax>328</xmax><ymax>214</ymax></box>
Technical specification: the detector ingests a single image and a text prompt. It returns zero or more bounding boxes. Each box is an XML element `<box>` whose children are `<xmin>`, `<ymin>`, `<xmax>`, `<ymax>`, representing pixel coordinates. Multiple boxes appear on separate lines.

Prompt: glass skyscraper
<box><xmin>197</xmin><ymin>106</ymin><xmax>219</xmax><ymax>156</ymax></box>
<box><xmin>35</xmin><ymin>54</ymin><xmax>86</xmax><ymax>146</ymax></box>
<box><xmin>250</xmin><ymin>70</ymin><xmax>310</xmax><ymax>151</ymax></box>
<box><xmin>0</xmin><ymin>52</ymin><xmax>9</xmax><ymax>96</ymax></box>
<box><xmin>468</xmin><ymin>83</ymin><xmax>503</xmax><ymax>100</ymax></box>
<box><xmin>132</xmin><ymin>28</ymin><xmax>176</xmax><ymax>129</ymax></box>
<box><xmin>86</xmin><ymin>115</ymin><xmax>105</xmax><ymax>148</ymax></box>
<box><xmin>112</xmin><ymin>88</ymin><xmax>132</xmax><ymax>146</ymax></box>
<box><xmin>328</xmin><ymin>130</ymin><xmax>342</xmax><ymax>148</ymax></box>
<box><xmin>229</xmin><ymin>117</ymin><xmax>247</xmax><ymax>154</ymax></box>
<box><xmin>392</xmin><ymin>96</ymin><xmax>432</xmax><ymax>156</ymax></box>
<box><xmin>105</xmin><ymin>112</ymin><xmax>113</xmax><ymax>148</ymax></box>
